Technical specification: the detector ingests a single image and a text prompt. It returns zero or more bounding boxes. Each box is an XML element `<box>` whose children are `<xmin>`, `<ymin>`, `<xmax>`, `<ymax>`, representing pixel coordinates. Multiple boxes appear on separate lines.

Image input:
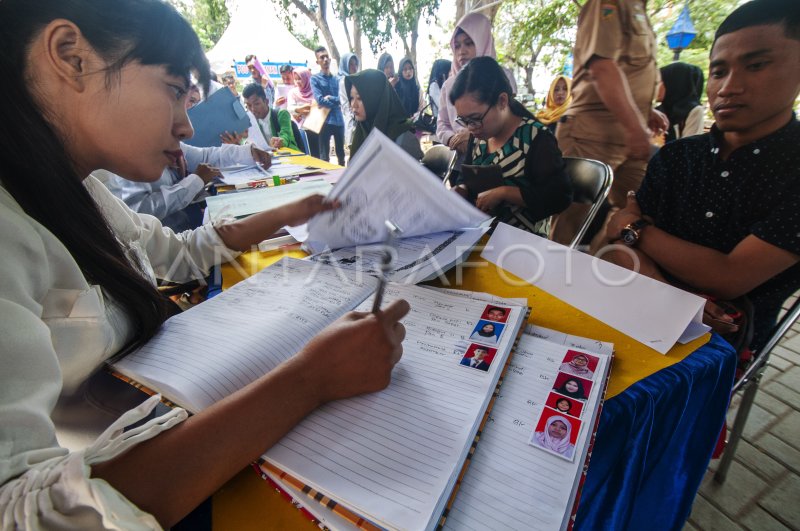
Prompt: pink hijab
<box><xmin>450</xmin><ymin>12</ymin><xmax>497</xmax><ymax>77</ymax></box>
<box><xmin>292</xmin><ymin>68</ymin><xmax>314</xmax><ymax>104</ymax></box>
<box><xmin>247</xmin><ymin>56</ymin><xmax>274</xmax><ymax>90</ymax></box>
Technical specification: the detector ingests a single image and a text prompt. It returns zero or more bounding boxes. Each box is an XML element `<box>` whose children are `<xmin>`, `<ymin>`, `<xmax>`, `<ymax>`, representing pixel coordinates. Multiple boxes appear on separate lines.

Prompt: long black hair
<box><xmin>449</xmin><ymin>56</ymin><xmax>532</xmax><ymax>120</ymax></box>
<box><xmin>428</xmin><ymin>59</ymin><xmax>452</xmax><ymax>90</ymax></box>
<box><xmin>0</xmin><ymin>0</ymin><xmax>210</xmax><ymax>344</ymax></box>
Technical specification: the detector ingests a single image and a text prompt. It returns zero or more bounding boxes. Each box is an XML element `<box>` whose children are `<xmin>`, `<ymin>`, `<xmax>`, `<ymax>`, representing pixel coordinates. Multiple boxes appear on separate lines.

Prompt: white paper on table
<box><xmin>305</xmin><ymin>129</ymin><xmax>490</xmax><ymax>253</ymax></box>
<box><xmin>205</xmin><ymin>179</ymin><xmax>333</xmax><ymax>221</ymax></box>
<box><xmin>481</xmin><ymin>223</ymin><xmax>709</xmax><ymax>355</ymax></box>
<box><xmin>307</xmin><ymin>227</ymin><xmax>488</xmax><ymax>284</ymax></box>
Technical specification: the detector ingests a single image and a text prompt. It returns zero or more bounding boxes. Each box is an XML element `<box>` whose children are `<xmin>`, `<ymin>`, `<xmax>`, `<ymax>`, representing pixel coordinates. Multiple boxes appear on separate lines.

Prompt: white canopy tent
<box><xmin>205</xmin><ymin>0</ymin><xmax>315</xmax><ymax>75</ymax></box>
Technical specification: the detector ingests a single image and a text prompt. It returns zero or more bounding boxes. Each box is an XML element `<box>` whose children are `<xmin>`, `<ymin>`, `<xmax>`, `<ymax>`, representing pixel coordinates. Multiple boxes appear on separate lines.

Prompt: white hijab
<box><xmin>535</xmin><ymin>415</ymin><xmax>573</xmax><ymax>456</ymax></box>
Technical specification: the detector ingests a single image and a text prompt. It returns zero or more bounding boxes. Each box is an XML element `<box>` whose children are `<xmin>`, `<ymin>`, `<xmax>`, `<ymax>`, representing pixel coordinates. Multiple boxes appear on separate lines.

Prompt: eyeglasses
<box><xmin>455</xmin><ymin>105</ymin><xmax>492</xmax><ymax>129</ymax></box>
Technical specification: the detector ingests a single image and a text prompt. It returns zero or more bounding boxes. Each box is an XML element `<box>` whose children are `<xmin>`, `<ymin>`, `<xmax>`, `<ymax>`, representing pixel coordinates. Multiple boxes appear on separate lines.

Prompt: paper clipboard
<box><xmin>184</xmin><ymin>88</ymin><xmax>251</xmax><ymax>148</ymax></box>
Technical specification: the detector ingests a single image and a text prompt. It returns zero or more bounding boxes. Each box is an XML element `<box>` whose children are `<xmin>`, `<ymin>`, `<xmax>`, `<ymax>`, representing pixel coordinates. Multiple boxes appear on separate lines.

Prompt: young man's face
<box><xmin>316</xmin><ymin>50</ymin><xmax>331</xmax><ymax>73</ymax></box>
<box><xmin>708</xmin><ymin>24</ymin><xmax>800</xmax><ymax>139</ymax></box>
<box><xmin>245</xmin><ymin>94</ymin><xmax>269</xmax><ymax>120</ymax></box>
<box><xmin>280</xmin><ymin>70</ymin><xmax>294</xmax><ymax>85</ymax></box>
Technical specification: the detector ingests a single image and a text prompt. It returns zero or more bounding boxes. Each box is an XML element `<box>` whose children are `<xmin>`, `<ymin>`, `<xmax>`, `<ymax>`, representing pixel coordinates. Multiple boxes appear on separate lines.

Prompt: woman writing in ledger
<box><xmin>346</xmin><ymin>69</ymin><xmax>423</xmax><ymax>161</ymax></box>
<box><xmin>0</xmin><ymin>1</ymin><xmax>408</xmax><ymax>528</ymax></box>
<box><xmin>533</xmin><ymin>416</ymin><xmax>576</xmax><ymax>458</ymax></box>
<box><xmin>558</xmin><ymin>353</ymin><xmax>595</xmax><ymax>379</ymax></box>
<box><xmin>535</xmin><ymin>75</ymin><xmax>573</xmax><ymax>134</ymax></box>
<box><xmin>556</xmin><ymin>378</ymin><xmax>588</xmax><ymax>401</ymax></box>
<box><xmin>450</xmin><ymin>57</ymin><xmax>572</xmax><ymax>237</ymax></box>
<box><xmin>469</xmin><ymin>322</ymin><xmax>500</xmax><ymax>345</ymax></box>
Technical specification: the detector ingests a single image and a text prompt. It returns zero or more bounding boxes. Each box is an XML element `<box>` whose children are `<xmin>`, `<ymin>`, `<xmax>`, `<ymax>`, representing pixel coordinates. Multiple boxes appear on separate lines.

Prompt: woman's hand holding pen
<box><xmin>295</xmin><ymin>299</ymin><xmax>410</xmax><ymax>403</ymax></box>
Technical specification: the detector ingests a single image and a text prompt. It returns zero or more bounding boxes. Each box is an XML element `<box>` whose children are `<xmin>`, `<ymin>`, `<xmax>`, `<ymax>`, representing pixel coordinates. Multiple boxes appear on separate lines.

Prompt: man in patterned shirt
<box><xmin>603</xmin><ymin>0</ymin><xmax>799</xmax><ymax>349</ymax></box>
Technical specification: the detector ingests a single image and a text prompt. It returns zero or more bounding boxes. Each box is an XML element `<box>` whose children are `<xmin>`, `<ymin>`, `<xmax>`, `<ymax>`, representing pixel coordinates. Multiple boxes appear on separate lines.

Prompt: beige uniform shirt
<box><xmin>565</xmin><ymin>0</ymin><xmax>659</xmax><ymax>144</ymax></box>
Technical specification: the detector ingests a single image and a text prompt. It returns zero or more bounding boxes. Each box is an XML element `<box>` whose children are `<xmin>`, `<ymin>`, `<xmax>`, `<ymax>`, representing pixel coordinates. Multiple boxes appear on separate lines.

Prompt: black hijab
<box><xmin>657</xmin><ymin>62</ymin><xmax>704</xmax><ymax>142</ymax></box>
<box><xmin>395</xmin><ymin>57</ymin><xmax>420</xmax><ymax>118</ymax></box>
<box><xmin>428</xmin><ymin>59</ymin><xmax>452</xmax><ymax>90</ymax></box>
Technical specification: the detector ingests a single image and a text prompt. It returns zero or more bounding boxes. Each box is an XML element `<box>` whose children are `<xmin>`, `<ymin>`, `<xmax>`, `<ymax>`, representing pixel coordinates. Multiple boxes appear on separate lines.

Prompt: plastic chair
<box><xmin>714</xmin><ymin>296</ymin><xmax>800</xmax><ymax>484</ymax></box>
<box><xmin>560</xmin><ymin>157</ymin><xmax>614</xmax><ymax>249</ymax></box>
<box><xmin>296</xmin><ymin>126</ymin><xmax>310</xmax><ymax>155</ymax></box>
<box><xmin>421</xmin><ymin>145</ymin><xmax>456</xmax><ymax>182</ymax></box>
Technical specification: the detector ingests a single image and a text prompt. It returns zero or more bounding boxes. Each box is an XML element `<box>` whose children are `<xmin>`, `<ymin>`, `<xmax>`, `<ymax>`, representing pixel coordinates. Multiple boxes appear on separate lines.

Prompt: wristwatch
<box><xmin>620</xmin><ymin>219</ymin><xmax>651</xmax><ymax>247</ymax></box>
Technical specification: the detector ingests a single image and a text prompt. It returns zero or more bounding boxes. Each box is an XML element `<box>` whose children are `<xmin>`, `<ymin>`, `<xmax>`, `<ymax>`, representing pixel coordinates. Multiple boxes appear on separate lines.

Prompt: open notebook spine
<box><xmin>253</xmin><ymin>463</ymin><xmax>332</xmax><ymax>531</ymax></box>
<box><xmin>255</xmin><ymin>307</ymin><xmax>531</xmax><ymax>531</ymax></box>
<box><xmin>435</xmin><ymin>308</ymin><xmax>530</xmax><ymax>530</ymax></box>
<box><xmin>108</xmin><ymin>370</ymin><xmax>182</xmax><ymax>410</ymax></box>
<box><xmin>565</xmin><ymin>353</ymin><xmax>615</xmax><ymax>531</ymax></box>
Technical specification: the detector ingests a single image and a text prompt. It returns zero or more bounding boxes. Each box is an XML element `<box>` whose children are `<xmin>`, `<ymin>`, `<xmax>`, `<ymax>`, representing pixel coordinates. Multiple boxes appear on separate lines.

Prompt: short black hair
<box><xmin>714</xmin><ymin>0</ymin><xmax>800</xmax><ymax>48</ymax></box>
<box><xmin>242</xmin><ymin>83</ymin><xmax>267</xmax><ymax>101</ymax></box>
<box><xmin>279</xmin><ymin>64</ymin><xmax>294</xmax><ymax>73</ymax></box>
<box><xmin>315</xmin><ymin>46</ymin><xmax>327</xmax><ymax>56</ymax></box>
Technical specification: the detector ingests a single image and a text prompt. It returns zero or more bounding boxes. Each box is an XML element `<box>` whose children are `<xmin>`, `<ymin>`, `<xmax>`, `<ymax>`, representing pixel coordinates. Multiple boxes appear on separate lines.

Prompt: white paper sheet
<box><xmin>205</xmin><ymin>179</ymin><xmax>333</xmax><ymax>221</ymax></box>
<box><xmin>307</xmin><ymin>228</ymin><xmax>488</xmax><ymax>284</ymax></box>
<box><xmin>305</xmin><ymin>129</ymin><xmax>490</xmax><ymax>253</ymax></box>
<box><xmin>481</xmin><ymin>223</ymin><xmax>709</xmax><ymax>354</ymax></box>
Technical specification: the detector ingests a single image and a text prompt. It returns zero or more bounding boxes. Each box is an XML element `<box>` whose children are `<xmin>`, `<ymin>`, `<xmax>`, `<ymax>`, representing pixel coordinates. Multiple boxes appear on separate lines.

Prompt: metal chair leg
<box><xmin>714</xmin><ymin>376</ymin><xmax>762</xmax><ymax>484</ymax></box>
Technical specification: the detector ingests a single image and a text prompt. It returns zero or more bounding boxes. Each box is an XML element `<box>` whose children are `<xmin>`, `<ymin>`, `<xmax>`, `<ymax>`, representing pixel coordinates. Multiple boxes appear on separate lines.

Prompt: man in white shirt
<box><xmin>242</xmin><ymin>83</ymin><xmax>300</xmax><ymax>151</ymax></box>
<box><xmin>104</xmin><ymin>142</ymin><xmax>271</xmax><ymax>231</ymax></box>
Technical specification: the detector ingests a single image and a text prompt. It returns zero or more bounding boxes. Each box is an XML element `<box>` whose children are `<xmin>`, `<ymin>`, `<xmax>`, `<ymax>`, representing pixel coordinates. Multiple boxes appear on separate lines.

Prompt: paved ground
<box><xmin>685</xmin><ymin>296</ymin><xmax>800</xmax><ymax>531</ymax></box>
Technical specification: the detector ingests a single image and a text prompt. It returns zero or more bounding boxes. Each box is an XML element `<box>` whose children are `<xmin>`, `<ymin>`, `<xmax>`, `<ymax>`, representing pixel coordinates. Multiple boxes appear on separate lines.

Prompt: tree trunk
<box><xmin>353</xmin><ymin>14</ymin><xmax>362</xmax><ymax>61</ymax></box>
<box><xmin>455</xmin><ymin>0</ymin><xmax>504</xmax><ymax>24</ymax></box>
<box><xmin>289</xmin><ymin>0</ymin><xmax>340</xmax><ymax>64</ymax></box>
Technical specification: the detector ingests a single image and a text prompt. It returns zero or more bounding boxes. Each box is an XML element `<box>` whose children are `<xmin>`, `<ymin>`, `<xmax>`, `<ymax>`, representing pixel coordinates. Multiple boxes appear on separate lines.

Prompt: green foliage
<box><xmin>168</xmin><ymin>0</ymin><xmax>231</xmax><ymax>51</ymax></box>
<box><xmin>352</xmin><ymin>0</ymin><xmax>440</xmax><ymax>56</ymax></box>
<box><xmin>649</xmin><ymin>0</ymin><xmax>743</xmax><ymax>100</ymax></box>
<box><xmin>495</xmin><ymin>0</ymin><xmax>580</xmax><ymax>93</ymax></box>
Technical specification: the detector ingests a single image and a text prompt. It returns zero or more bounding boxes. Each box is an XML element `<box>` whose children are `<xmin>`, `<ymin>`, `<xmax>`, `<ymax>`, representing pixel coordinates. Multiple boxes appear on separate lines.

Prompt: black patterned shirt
<box><xmin>637</xmin><ymin>115</ymin><xmax>800</xmax><ymax>348</ymax></box>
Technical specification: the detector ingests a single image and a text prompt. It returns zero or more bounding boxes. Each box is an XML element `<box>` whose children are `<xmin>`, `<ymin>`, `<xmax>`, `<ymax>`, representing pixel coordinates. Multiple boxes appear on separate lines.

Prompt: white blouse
<box><xmin>0</xmin><ymin>176</ymin><xmax>240</xmax><ymax>529</ymax></box>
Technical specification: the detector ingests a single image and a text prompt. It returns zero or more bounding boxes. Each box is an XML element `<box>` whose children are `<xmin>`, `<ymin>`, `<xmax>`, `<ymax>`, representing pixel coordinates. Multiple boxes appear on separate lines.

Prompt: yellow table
<box><xmin>213</xmin><ymin>246</ymin><xmax>712</xmax><ymax>530</ymax></box>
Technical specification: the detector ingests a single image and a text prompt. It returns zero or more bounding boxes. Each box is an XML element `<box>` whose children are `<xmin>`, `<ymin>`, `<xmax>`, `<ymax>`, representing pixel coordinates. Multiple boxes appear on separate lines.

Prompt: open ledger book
<box><xmin>260</xmin><ymin>292</ymin><xmax>613</xmax><ymax>531</ymax></box>
<box><xmin>111</xmin><ymin>258</ymin><xmax>528</xmax><ymax>530</ymax></box>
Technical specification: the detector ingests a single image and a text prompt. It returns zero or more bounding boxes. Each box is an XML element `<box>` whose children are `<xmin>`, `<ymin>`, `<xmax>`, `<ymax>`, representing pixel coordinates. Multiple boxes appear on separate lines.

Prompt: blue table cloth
<box><xmin>575</xmin><ymin>334</ymin><xmax>736</xmax><ymax>530</ymax></box>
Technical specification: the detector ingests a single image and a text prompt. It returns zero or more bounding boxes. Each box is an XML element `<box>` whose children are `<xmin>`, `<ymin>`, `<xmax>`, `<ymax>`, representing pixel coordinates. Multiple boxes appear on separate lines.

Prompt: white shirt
<box><xmin>104</xmin><ymin>142</ymin><xmax>255</xmax><ymax>231</ymax></box>
<box><xmin>247</xmin><ymin>110</ymin><xmax>275</xmax><ymax>150</ymax></box>
<box><xmin>0</xmin><ymin>176</ymin><xmax>240</xmax><ymax>529</ymax></box>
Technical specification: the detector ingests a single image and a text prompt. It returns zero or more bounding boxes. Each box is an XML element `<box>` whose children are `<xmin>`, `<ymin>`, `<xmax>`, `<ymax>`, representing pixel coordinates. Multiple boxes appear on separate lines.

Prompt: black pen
<box><xmin>371</xmin><ymin>220</ymin><xmax>403</xmax><ymax>314</ymax></box>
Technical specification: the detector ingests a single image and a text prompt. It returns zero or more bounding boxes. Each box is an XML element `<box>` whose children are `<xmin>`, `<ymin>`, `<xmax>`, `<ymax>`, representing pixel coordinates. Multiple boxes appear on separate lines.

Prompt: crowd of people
<box><xmin>0</xmin><ymin>0</ymin><xmax>797</xmax><ymax>528</ymax></box>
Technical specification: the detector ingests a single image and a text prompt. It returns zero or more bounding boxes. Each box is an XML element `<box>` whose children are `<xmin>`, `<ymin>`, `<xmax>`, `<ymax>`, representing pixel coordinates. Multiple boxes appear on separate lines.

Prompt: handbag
<box><xmin>302</xmin><ymin>102</ymin><xmax>330</xmax><ymax>135</ymax></box>
<box><xmin>413</xmin><ymin>103</ymin><xmax>437</xmax><ymax>134</ymax></box>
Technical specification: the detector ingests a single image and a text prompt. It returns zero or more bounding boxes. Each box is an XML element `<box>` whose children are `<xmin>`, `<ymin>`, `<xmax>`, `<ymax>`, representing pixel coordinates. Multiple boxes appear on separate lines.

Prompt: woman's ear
<box><xmin>40</xmin><ymin>19</ymin><xmax>94</xmax><ymax>92</ymax></box>
<box><xmin>498</xmin><ymin>92</ymin><xmax>509</xmax><ymax>111</ymax></box>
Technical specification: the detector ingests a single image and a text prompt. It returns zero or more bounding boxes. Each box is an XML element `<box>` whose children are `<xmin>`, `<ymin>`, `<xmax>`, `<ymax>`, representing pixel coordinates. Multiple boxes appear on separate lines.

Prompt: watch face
<box><xmin>621</xmin><ymin>228</ymin><xmax>637</xmax><ymax>245</ymax></box>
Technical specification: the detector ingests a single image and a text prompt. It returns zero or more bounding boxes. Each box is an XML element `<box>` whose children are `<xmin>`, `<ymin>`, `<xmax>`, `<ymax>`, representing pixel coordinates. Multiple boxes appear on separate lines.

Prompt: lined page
<box><xmin>113</xmin><ymin>258</ymin><xmax>376</xmax><ymax>412</ymax></box>
<box><xmin>443</xmin><ymin>336</ymin><xmax>610</xmax><ymax>531</ymax></box>
<box><xmin>264</xmin><ymin>284</ymin><xmax>527</xmax><ymax>531</ymax></box>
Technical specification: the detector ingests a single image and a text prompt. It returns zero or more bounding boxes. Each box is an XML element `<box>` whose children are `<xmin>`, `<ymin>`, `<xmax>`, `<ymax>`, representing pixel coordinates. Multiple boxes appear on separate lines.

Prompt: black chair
<box><xmin>421</xmin><ymin>145</ymin><xmax>456</xmax><ymax>183</ymax></box>
<box><xmin>714</xmin><ymin>295</ymin><xmax>800</xmax><ymax>484</ymax></box>
<box><xmin>559</xmin><ymin>157</ymin><xmax>614</xmax><ymax>249</ymax></box>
